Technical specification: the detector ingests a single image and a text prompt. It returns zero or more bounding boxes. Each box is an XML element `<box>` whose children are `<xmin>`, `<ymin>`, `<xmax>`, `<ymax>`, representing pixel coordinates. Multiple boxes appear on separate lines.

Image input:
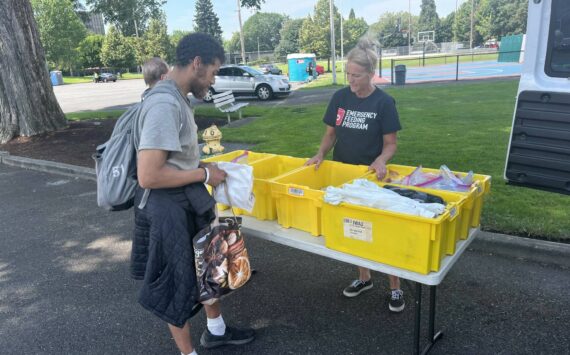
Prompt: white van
<box><xmin>504</xmin><ymin>0</ymin><xmax>570</xmax><ymax>195</ymax></box>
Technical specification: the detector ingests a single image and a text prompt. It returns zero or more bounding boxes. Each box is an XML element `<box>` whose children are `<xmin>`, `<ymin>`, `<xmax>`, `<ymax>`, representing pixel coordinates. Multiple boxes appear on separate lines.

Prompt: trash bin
<box><xmin>394</xmin><ymin>65</ymin><xmax>406</xmax><ymax>85</ymax></box>
<box><xmin>49</xmin><ymin>70</ymin><xmax>63</xmax><ymax>86</ymax></box>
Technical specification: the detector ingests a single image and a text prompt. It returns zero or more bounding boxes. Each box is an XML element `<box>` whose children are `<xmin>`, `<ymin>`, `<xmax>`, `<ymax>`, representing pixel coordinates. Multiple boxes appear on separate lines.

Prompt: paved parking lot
<box><xmin>53</xmin><ymin>79</ymin><xmax>147</xmax><ymax>113</ymax></box>
<box><xmin>1</xmin><ymin>163</ymin><xmax>569</xmax><ymax>354</ymax></box>
<box><xmin>53</xmin><ymin>79</ymin><xmax>334</xmax><ymax>113</ymax></box>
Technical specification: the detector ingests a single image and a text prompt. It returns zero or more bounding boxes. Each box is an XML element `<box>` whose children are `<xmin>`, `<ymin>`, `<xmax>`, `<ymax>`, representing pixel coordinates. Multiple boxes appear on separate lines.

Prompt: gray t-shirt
<box><xmin>136</xmin><ymin>80</ymin><xmax>200</xmax><ymax>171</ymax></box>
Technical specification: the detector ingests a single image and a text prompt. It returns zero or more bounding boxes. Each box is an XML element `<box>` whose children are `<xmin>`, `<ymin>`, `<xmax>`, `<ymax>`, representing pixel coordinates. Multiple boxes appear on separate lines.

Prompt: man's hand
<box><xmin>369</xmin><ymin>159</ymin><xmax>388</xmax><ymax>180</ymax></box>
<box><xmin>206</xmin><ymin>164</ymin><xmax>227</xmax><ymax>187</ymax></box>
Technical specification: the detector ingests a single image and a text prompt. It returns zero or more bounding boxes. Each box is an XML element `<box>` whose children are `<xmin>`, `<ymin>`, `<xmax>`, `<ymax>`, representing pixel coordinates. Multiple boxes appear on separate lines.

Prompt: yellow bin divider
<box><xmin>202</xmin><ymin>150</ymin><xmax>274</xmax><ymax>164</ymax></box>
<box><xmin>233</xmin><ymin>155</ymin><xmax>308</xmax><ymax>220</ymax></box>
<box><xmin>321</xmin><ymin>180</ymin><xmax>463</xmax><ymax>274</ymax></box>
<box><xmin>384</xmin><ymin>164</ymin><xmax>491</xmax><ymax>232</ymax></box>
<box><xmin>270</xmin><ymin>161</ymin><xmax>370</xmax><ymax>236</ymax></box>
<box><xmin>202</xmin><ymin>150</ymin><xmax>276</xmax><ymax>210</ymax></box>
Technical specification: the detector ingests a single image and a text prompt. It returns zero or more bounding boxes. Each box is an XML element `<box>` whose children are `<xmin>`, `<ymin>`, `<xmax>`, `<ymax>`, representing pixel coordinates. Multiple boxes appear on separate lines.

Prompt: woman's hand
<box><xmin>305</xmin><ymin>153</ymin><xmax>324</xmax><ymax>170</ymax></box>
<box><xmin>369</xmin><ymin>159</ymin><xmax>387</xmax><ymax>180</ymax></box>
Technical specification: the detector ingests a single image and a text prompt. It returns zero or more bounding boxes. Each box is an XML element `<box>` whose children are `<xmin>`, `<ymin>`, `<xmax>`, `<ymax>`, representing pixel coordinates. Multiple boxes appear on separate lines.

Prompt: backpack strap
<box><xmin>135</xmin><ymin>82</ymin><xmax>188</xmax><ymax>210</ymax></box>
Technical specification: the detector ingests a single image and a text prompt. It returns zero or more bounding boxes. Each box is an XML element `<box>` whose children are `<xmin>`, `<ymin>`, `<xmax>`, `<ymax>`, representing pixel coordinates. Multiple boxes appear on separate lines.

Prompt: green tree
<box><xmin>299</xmin><ymin>0</ymin><xmax>341</xmax><ymax>58</ymax></box>
<box><xmin>194</xmin><ymin>0</ymin><xmax>223</xmax><ymax>43</ymax></box>
<box><xmin>142</xmin><ymin>13</ymin><xmax>172</xmax><ymax>62</ymax></box>
<box><xmin>348</xmin><ymin>8</ymin><xmax>356</xmax><ymax>21</ymax></box>
<box><xmin>369</xmin><ymin>12</ymin><xmax>417</xmax><ymax>48</ymax></box>
<box><xmin>240</xmin><ymin>0</ymin><xmax>265</xmax><ymax>10</ymax></box>
<box><xmin>243</xmin><ymin>12</ymin><xmax>286</xmax><ymax>52</ymax></box>
<box><xmin>439</xmin><ymin>12</ymin><xmax>455</xmax><ymax>43</ymax></box>
<box><xmin>226</xmin><ymin>32</ymin><xmax>242</xmax><ymax>53</ymax></box>
<box><xmin>343</xmin><ymin>16</ymin><xmax>369</xmax><ymax>54</ymax></box>
<box><xmin>477</xmin><ymin>0</ymin><xmax>528</xmax><ymax>40</ymax></box>
<box><xmin>31</xmin><ymin>0</ymin><xmax>87</xmax><ymax>72</ymax></box>
<box><xmin>274</xmin><ymin>18</ymin><xmax>304</xmax><ymax>59</ymax></box>
<box><xmin>455</xmin><ymin>0</ymin><xmax>483</xmax><ymax>46</ymax></box>
<box><xmin>101</xmin><ymin>25</ymin><xmax>136</xmax><ymax>69</ymax></box>
<box><xmin>418</xmin><ymin>0</ymin><xmax>440</xmax><ymax>41</ymax></box>
<box><xmin>86</xmin><ymin>0</ymin><xmax>165</xmax><ymax>37</ymax></box>
<box><xmin>78</xmin><ymin>34</ymin><xmax>105</xmax><ymax>68</ymax></box>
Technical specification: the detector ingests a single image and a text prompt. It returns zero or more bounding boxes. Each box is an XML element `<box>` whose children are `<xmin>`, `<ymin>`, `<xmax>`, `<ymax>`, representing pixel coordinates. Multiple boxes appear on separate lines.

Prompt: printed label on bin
<box><xmin>343</xmin><ymin>218</ymin><xmax>372</xmax><ymax>242</ymax></box>
<box><xmin>288</xmin><ymin>187</ymin><xmax>304</xmax><ymax>196</ymax></box>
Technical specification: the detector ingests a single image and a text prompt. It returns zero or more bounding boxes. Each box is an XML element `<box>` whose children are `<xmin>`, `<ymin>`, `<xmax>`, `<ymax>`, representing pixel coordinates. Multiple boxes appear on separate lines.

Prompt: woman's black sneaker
<box><xmin>389</xmin><ymin>289</ymin><xmax>405</xmax><ymax>312</ymax></box>
<box><xmin>200</xmin><ymin>326</ymin><xmax>255</xmax><ymax>349</ymax></box>
<box><xmin>343</xmin><ymin>279</ymin><xmax>373</xmax><ymax>297</ymax></box>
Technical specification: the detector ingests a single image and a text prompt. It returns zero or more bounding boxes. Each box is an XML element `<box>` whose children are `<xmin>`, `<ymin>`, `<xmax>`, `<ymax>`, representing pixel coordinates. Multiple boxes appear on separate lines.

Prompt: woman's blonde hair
<box><xmin>346</xmin><ymin>37</ymin><xmax>379</xmax><ymax>74</ymax></box>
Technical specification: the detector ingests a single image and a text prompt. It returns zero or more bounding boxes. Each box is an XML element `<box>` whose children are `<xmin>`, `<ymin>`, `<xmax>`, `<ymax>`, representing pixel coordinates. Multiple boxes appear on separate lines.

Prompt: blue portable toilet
<box><xmin>50</xmin><ymin>70</ymin><xmax>63</xmax><ymax>86</ymax></box>
<box><xmin>287</xmin><ymin>53</ymin><xmax>317</xmax><ymax>82</ymax></box>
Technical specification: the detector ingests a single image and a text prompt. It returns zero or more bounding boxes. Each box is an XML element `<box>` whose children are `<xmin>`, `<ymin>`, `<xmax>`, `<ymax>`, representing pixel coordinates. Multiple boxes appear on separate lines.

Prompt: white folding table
<box><xmin>234</xmin><ymin>215</ymin><xmax>479</xmax><ymax>355</ymax></box>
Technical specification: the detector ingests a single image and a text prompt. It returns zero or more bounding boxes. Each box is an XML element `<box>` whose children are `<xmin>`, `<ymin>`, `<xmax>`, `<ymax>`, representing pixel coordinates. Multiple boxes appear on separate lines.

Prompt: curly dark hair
<box><xmin>175</xmin><ymin>32</ymin><xmax>225</xmax><ymax>67</ymax></box>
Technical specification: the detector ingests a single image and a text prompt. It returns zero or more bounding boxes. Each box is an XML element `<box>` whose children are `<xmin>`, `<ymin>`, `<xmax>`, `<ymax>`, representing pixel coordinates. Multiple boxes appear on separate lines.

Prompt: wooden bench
<box><xmin>212</xmin><ymin>91</ymin><xmax>249</xmax><ymax>124</ymax></box>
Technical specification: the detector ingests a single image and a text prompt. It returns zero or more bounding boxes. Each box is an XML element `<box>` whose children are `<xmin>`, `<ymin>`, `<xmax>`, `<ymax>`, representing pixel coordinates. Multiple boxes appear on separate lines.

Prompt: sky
<box><xmin>165</xmin><ymin>0</ymin><xmax>467</xmax><ymax>40</ymax></box>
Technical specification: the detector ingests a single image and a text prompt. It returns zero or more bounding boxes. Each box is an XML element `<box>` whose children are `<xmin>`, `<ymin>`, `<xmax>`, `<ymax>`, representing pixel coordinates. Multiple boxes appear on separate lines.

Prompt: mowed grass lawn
<box><xmin>217</xmin><ymin>78</ymin><xmax>570</xmax><ymax>241</ymax></box>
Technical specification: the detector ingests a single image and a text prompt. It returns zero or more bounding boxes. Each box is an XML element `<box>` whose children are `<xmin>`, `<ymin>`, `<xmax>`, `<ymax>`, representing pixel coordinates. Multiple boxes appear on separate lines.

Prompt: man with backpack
<box><xmin>130</xmin><ymin>33</ymin><xmax>255</xmax><ymax>355</ymax></box>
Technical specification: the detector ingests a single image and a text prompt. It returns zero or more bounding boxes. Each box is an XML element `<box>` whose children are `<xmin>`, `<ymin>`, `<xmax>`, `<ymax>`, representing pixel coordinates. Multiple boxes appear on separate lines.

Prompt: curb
<box><xmin>471</xmin><ymin>231</ymin><xmax>570</xmax><ymax>268</ymax></box>
<box><xmin>1</xmin><ymin>151</ymin><xmax>569</xmax><ymax>267</ymax></box>
<box><xmin>0</xmin><ymin>151</ymin><xmax>95</xmax><ymax>181</ymax></box>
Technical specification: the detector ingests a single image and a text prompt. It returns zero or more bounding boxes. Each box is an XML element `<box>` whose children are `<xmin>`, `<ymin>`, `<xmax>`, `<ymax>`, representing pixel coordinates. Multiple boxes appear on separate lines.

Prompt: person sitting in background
<box><xmin>141</xmin><ymin>57</ymin><xmax>170</xmax><ymax>99</ymax></box>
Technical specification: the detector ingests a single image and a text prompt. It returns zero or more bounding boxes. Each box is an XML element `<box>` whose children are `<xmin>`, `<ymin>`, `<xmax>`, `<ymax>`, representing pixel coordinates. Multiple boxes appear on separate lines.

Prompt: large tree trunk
<box><xmin>0</xmin><ymin>0</ymin><xmax>67</xmax><ymax>144</ymax></box>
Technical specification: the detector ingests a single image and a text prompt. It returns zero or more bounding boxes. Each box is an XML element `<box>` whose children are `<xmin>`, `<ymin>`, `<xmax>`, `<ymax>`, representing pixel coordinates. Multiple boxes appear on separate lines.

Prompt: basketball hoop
<box><xmin>417</xmin><ymin>30</ymin><xmax>435</xmax><ymax>43</ymax></box>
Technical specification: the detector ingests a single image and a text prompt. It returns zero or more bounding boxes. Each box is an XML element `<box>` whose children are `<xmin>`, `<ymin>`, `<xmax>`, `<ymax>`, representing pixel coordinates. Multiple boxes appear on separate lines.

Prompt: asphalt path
<box><xmin>52</xmin><ymin>79</ymin><xmax>338</xmax><ymax>113</ymax></box>
<box><xmin>1</xmin><ymin>164</ymin><xmax>569</xmax><ymax>354</ymax></box>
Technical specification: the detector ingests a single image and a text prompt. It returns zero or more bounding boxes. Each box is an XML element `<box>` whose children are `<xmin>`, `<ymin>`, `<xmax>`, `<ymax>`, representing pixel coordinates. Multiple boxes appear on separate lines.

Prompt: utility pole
<box><xmin>408</xmin><ymin>0</ymin><xmax>412</xmax><ymax>55</ymax></box>
<box><xmin>237</xmin><ymin>0</ymin><xmax>246</xmax><ymax>64</ymax></box>
<box><xmin>454</xmin><ymin>0</ymin><xmax>458</xmax><ymax>43</ymax></box>
<box><xmin>133</xmin><ymin>8</ymin><xmax>139</xmax><ymax>38</ymax></box>
<box><xmin>340</xmin><ymin>8</ymin><xmax>344</xmax><ymax>83</ymax></box>
<box><xmin>329</xmin><ymin>0</ymin><xmax>337</xmax><ymax>84</ymax></box>
<box><xmin>257</xmin><ymin>37</ymin><xmax>260</xmax><ymax>61</ymax></box>
<box><xmin>470</xmin><ymin>0</ymin><xmax>474</xmax><ymax>49</ymax></box>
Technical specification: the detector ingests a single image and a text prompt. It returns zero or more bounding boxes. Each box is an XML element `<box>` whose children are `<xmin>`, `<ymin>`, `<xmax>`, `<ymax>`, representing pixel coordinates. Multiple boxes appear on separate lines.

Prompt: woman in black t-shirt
<box><xmin>306</xmin><ymin>39</ymin><xmax>405</xmax><ymax>313</ymax></box>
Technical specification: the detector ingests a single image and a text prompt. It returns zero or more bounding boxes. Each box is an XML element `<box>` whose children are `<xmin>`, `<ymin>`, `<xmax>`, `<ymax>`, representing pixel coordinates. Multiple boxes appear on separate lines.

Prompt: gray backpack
<box><xmin>93</xmin><ymin>102</ymin><xmax>141</xmax><ymax>211</ymax></box>
<box><xmin>93</xmin><ymin>84</ymin><xmax>178</xmax><ymax>211</ymax></box>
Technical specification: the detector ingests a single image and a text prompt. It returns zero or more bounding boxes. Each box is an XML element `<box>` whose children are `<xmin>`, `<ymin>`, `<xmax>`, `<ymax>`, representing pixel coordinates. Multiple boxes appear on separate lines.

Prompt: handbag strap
<box><xmin>213</xmin><ymin>182</ymin><xmax>239</xmax><ymax>226</ymax></box>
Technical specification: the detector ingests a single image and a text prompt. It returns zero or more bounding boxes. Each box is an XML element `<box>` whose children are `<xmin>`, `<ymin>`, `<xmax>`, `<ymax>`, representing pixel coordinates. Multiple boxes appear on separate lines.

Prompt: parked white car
<box><xmin>204</xmin><ymin>65</ymin><xmax>290</xmax><ymax>102</ymax></box>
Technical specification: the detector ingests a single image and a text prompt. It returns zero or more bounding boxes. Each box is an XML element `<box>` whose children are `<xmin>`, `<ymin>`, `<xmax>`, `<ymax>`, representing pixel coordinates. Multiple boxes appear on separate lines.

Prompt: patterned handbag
<box><xmin>193</xmin><ymin>187</ymin><xmax>252</xmax><ymax>305</ymax></box>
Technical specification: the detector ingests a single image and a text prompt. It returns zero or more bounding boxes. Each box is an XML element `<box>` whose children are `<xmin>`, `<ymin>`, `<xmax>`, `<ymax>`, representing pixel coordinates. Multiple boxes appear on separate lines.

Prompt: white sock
<box><xmin>181</xmin><ymin>351</ymin><xmax>197</xmax><ymax>355</ymax></box>
<box><xmin>207</xmin><ymin>314</ymin><xmax>226</xmax><ymax>336</ymax></box>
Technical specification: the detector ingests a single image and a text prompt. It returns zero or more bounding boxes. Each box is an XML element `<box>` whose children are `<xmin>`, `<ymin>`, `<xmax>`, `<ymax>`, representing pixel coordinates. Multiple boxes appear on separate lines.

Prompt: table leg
<box><xmin>413</xmin><ymin>282</ymin><xmax>422</xmax><ymax>355</ymax></box>
<box><xmin>428</xmin><ymin>286</ymin><xmax>443</xmax><ymax>344</ymax></box>
<box><xmin>413</xmin><ymin>283</ymin><xmax>444</xmax><ymax>355</ymax></box>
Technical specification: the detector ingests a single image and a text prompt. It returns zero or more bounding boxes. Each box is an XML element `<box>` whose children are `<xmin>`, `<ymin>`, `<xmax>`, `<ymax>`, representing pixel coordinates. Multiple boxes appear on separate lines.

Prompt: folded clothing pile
<box><xmin>324</xmin><ymin>179</ymin><xmax>446</xmax><ymax>218</ymax></box>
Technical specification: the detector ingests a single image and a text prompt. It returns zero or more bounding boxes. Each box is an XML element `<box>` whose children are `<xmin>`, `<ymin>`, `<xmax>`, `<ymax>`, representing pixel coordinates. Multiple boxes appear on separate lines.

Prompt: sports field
<box><xmin>375</xmin><ymin>60</ymin><xmax>522</xmax><ymax>84</ymax></box>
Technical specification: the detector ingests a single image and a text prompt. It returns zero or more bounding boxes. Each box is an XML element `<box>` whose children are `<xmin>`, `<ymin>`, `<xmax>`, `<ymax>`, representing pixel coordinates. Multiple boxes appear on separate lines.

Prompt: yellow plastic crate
<box><xmin>271</xmin><ymin>161</ymin><xmax>370</xmax><ymax>236</ymax></box>
<box><xmin>234</xmin><ymin>155</ymin><xmax>308</xmax><ymax>220</ymax></box>
<box><xmin>322</xmin><ymin>181</ymin><xmax>463</xmax><ymax>274</ymax></box>
<box><xmin>360</xmin><ymin>174</ymin><xmax>469</xmax><ymax>255</ymax></box>
<box><xmin>384</xmin><ymin>164</ymin><xmax>491</xmax><ymax>233</ymax></box>
<box><xmin>203</xmin><ymin>150</ymin><xmax>275</xmax><ymax>210</ymax></box>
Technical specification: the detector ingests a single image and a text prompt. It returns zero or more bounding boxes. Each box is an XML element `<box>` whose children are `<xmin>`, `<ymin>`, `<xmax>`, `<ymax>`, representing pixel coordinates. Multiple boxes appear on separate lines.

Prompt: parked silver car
<box><xmin>204</xmin><ymin>65</ymin><xmax>290</xmax><ymax>102</ymax></box>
